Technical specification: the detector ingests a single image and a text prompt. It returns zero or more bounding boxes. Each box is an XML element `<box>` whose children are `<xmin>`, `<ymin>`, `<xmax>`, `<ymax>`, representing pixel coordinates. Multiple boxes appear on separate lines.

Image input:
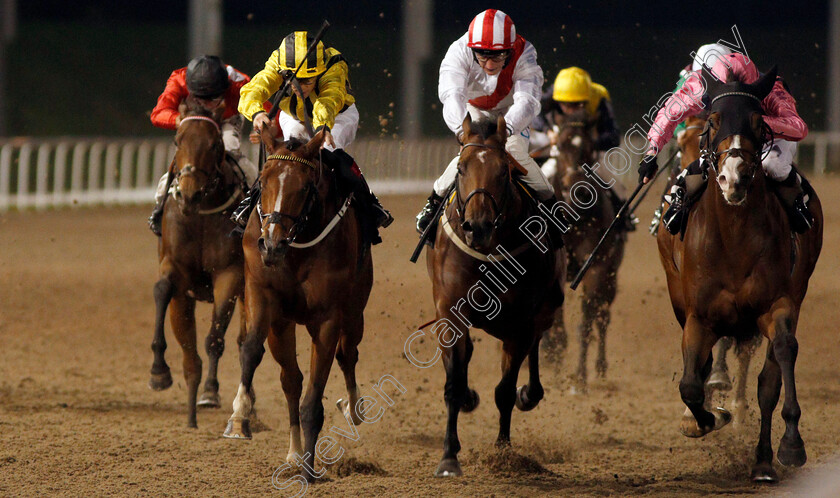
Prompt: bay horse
<box><xmin>656</xmin><ymin>67</ymin><xmax>823</xmax><ymax>482</ymax></box>
<box><xmin>677</xmin><ymin>114</ymin><xmax>763</xmax><ymax>423</ymax></box>
<box><xmin>149</xmin><ymin>97</ymin><xmax>248</xmax><ymax>427</ymax></box>
<box><xmin>427</xmin><ymin>115</ymin><xmax>564</xmax><ymax>477</ymax></box>
<box><xmin>543</xmin><ymin>111</ymin><xmax>627</xmax><ymax>394</ymax></box>
<box><xmin>223</xmin><ymin>128</ymin><xmax>372</xmax><ymax>482</ymax></box>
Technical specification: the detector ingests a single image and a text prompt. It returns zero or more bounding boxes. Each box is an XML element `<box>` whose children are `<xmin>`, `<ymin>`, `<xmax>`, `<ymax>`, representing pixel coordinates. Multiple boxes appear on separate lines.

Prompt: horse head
<box><xmin>553</xmin><ymin>110</ymin><xmax>597</xmax><ymax>178</ymax></box>
<box><xmin>456</xmin><ymin>114</ymin><xmax>522</xmax><ymax>251</ymax></box>
<box><xmin>702</xmin><ymin>65</ymin><xmax>777</xmax><ymax>205</ymax></box>
<box><xmin>256</xmin><ymin>128</ymin><xmax>326</xmax><ymax>267</ymax></box>
<box><xmin>172</xmin><ymin>97</ymin><xmax>226</xmax><ymax>214</ymax></box>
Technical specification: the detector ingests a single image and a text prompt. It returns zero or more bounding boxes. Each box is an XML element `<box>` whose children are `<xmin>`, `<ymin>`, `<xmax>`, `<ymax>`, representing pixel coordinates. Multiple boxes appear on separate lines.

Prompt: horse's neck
<box><xmin>703</xmin><ymin>172</ymin><xmax>776</xmax><ymax>249</ymax></box>
<box><xmin>558</xmin><ymin>150</ymin><xmax>593</xmax><ymax>186</ymax></box>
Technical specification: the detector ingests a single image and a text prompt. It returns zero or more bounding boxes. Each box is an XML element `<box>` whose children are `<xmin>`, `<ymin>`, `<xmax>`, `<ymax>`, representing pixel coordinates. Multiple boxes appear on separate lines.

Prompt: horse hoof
<box><xmin>680</xmin><ymin>407</ymin><xmax>731</xmax><ymax>437</ymax></box>
<box><xmin>777</xmin><ymin>438</ymin><xmax>807</xmax><ymax>467</ymax></box>
<box><xmin>148</xmin><ymin>371</ymin><xmax>173</xmax><ymax>391</ymax></box>
<box><xmin>434</xmin><ymin>458</ymin><xmax>462</xmax><ymax>478</ymax></box>
<box><xmin>750</xmin><ymin>464</ymin><xmax>778</xmax><ymax>483</ymax></box>
<box><xmin>223</xmin><ymin>418</ymin><xmax>252</xmax><ymax>439</ymax></box>
<box><xmin>197</xmin><ymin>391</ymin><xmax>221</xmax><ymax>408</ymax></box>
<box><xmin>461</xmin><ymin>389</ymin><xmax>480</xmax><ymax>413</ymax></box>
<box><xmin>705</xmin><ymin>371</ymin><xmax>732</xmax><ymax>392</ymax></box>
<box><xmin>336</xmin><ymin>398</ymin><xmax>363</xmax><ymax>425</ymax></box>
<box><xmin>514</xmin><ymin>385</ymin><xmax>540</xmax><ymax>411</ymax></box>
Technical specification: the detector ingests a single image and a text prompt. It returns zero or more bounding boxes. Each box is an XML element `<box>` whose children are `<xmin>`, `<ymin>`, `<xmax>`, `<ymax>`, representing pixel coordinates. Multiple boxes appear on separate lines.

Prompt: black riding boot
<box><xmin>662</xmin><ymin>160</ymin><xmax>706</xmax><ymax>235</ymax></box>
<box><xmin>416</xmin><ymin>191</ymin><xmax>444</xmax><ymax>234</ymax></box>
<box><xmin>230</xmin><ymin>179</ymin><xmax>261</xmax><ymax>236</ymax></box>
<box><xmin>328</xmin><ymin>149</ymin><xmax>392</xmax><ymax>244</ymax></box>
<box><xmin>772</xmin><ymin>171</ymin><xmax>813</xmax><ymax>233</ymax></box>
<box><xmin>148</xmin><ymin>197</ymin><xmax>165</xmax><ymax>236</ymax></box>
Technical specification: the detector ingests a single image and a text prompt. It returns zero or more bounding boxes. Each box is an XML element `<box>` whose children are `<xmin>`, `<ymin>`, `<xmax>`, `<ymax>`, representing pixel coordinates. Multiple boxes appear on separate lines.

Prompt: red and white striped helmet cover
<box><xmin>467</xmin><ymin>9</ymin><xmax>516</xmax><ymax>51</ymax></box>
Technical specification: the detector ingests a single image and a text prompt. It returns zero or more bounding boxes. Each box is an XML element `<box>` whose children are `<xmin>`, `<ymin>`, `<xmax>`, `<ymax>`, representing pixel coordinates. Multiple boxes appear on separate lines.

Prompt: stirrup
<box><xmin>790</xmin><ymin>195</ymin><xmax>813</xmax><ymax>233</ymax></box>
<box><xmin>662</xmin><ymin>185</ymin><xmax>686</xmax><ymax>235</ymax></box>
<box><xmin>416</xmin><ymin>195</ymin><xmax>443</xmax><ymax>234</ymax></box>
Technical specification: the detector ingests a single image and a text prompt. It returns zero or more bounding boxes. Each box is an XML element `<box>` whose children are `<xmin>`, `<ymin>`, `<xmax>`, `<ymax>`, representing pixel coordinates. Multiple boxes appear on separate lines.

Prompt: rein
<box><xmin>258</xmin><ymin>153</ymin><xmax>350</xmax><ymax>249</ymax></box>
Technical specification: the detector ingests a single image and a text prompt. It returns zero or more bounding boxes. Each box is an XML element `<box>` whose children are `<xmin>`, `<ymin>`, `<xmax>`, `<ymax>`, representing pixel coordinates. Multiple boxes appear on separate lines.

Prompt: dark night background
<box><xmin>5</xmin><ymin>1</ymin><xmax>830</xmax><ymax>137</ymax></box>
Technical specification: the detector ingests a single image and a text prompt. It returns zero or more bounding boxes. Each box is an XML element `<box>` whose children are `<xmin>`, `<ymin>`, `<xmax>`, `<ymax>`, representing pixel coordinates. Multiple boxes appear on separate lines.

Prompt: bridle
<box><xmin>173</xmin><ymin>116</ymin><xmax>231</xmax><ymax>209</ymax></box>
<box><xmin>454</xmin><ymin>142</ymin><xmax>513</xmax><ymax>232</ymax></box>
<box><xmin>257</xmin><ymin>154</ymin><xmax>320</xmax><ymax>246</ymax></box>
<box><xmin>699</xmin><ymin>92</ymin><xmax>770</xmax><ymax>181</ymax></box>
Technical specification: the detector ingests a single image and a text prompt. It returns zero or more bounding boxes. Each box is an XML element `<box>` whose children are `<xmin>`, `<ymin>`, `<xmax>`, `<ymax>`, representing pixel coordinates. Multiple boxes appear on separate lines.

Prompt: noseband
<box><xmin>258</xmin><ymin>154</ymin><xmax>320</xmax><ymax>246</ymax></box>
<box><xmin>454</xmin><ymin>142</ymin><xmax>513</xmax><ymax>231</ymax></box>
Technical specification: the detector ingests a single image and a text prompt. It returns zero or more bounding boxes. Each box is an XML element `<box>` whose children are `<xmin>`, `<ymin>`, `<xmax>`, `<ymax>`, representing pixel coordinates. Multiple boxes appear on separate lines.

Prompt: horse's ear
<box><xmin>178</xmin><ymin>99</ymin><xmax>189</xmax><ymax>117</ymax></box>
<box><xmin>496</xmin><ymin>115</ymin><xmax>507</xmax><ymax>143</ymax></box>
<box><xmin>750</xmin><ymin>65</ymin><xmax>778</xmax><ymax>101</ymax></box>
<box><xmin>260</xmin><ymin>123</ymin><xmax>280</xmax><ymax>154</ymax></box>
<box><xmin>461</xmin><ymin>114</ymin><xmax>472</xmax><ymax>141</ymax></box>
<box><xmin>211</xmin><ymin>103</ymin><xmax>225</xmax><ymax>123</ymax></box>
<box><xmin>302</xmin><ymin>128</ymin><xmax>327</xmax><ymax>157</ymax></box>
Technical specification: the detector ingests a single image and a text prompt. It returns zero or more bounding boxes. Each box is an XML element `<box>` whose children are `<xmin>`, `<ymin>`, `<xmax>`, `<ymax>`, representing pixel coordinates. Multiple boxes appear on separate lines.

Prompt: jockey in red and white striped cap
<box><xmin>417</xmin><ymin>9</ymin><xmax>562</xmax><ymax>236</ymax></box>
<box><xmin>467</xmin><ymin>8</ymin><xmax>516</xmax><ymax>51</ymax></box>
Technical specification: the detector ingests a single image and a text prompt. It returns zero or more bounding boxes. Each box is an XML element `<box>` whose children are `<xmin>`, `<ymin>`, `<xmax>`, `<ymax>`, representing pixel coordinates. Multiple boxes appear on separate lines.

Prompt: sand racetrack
<box><xmin>2</xmin><ymin>178</ymin><xmax>840</xmax><ymax>497</ymax></box>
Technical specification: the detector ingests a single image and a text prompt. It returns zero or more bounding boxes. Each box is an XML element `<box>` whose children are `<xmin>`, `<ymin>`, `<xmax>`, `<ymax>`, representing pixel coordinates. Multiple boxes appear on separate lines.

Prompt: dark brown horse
<box><xmin>223</xmin><ymin>128</ymin><xmax>372</xmax><ymax>480</ymax></box>
<box><xmin>677</xmin><ymin>114</ymin><xmax>762</xmax><ymax>424</ymax></box>
<box><xmin>149</xmin><ymin>98</ymin><xmax>247</xmax><ymax>427</ymax></box>
<box><xmin>656</xmin><ymin>68</ymin><xmax>823</xmax><ymax>482</ymax></box>
<box><xmin>543</xmin><ymin>111</ymin><xmax>627</xmax><ymax>394</ymax></box>
<box><xmin>426</xmin><ymin>115</ymin><xmax>564</xmax><ymax>477</ymax></box>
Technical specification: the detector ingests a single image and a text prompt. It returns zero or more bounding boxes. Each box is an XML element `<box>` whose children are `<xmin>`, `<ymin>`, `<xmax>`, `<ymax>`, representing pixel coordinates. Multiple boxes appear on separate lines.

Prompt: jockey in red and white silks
<box><xmin>433</xmin><ymin>10</ymin><xmax>552</xmax><ymax>200</ymax></box>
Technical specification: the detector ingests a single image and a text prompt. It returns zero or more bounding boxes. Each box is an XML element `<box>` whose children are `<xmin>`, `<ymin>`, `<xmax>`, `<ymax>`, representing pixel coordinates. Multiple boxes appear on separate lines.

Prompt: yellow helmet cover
<box><xmin>277</xmin><ymin>31</ymin><xmax>328</xmax><ymax>78</ymax></box>
<box><xmin>553</xmin><ymin>66</ymin><xmax>592</xmax><ymax>102</ymax></box>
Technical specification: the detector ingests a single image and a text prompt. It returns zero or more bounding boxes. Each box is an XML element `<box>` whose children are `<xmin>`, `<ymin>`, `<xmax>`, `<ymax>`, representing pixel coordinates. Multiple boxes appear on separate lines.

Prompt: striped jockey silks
<box><xmin>467</xmin><ymin>9</ymin><xmax>516</xmax><ymax>50</ymax></box>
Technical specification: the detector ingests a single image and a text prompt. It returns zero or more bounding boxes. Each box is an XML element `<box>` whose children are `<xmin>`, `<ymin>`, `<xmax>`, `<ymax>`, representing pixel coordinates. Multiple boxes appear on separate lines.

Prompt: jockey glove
<box><xmin>638</xmin><ymin>154</ymin><xmax>658</xmax><ymax>184</ymax></box>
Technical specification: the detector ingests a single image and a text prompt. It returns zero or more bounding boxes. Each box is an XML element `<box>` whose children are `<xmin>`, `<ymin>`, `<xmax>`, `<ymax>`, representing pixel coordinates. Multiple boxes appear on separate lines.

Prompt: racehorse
<box><xmin>543</xmin><ymin>111</ymin><xmax>627</xmax><ymax>394</ymax></box>
<box><xmin>222</xmin><ymin>128</ymin><xmax>373</xmax><ymax>482</ymax></box>
<box><xmin>656</xmin><ymin>67</ymin><xmax>823</xmax><ymax>482</ymax></box>
<box><xmin>426</xmin><ymin>115</ymin><xmax>564</xmax><ymax>477</ymax></box>
<box><xmin>149</xmin><ymin>97</ymin><xmax>248</xmax><ymax>427</ymax></box>
<box><xmin>677</xmin><ymin>114</ymin><xmax>763</xmax><ymax>424</ymax></box>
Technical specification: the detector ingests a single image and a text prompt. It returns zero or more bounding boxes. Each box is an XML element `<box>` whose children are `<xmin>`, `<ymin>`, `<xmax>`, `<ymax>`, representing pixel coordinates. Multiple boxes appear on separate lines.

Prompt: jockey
<box><xmin>147</xmin><ymin>55</ymin><xmax>258</xmax><ymax>236</ymax></box>
<box><xmin>231</xmin><ymin>31</ymin><xmax>392</xmax><ymax>243</ymax></box>
<box><xmin>638</xmin><ymin>53</ymin><xmax>813</xmax><ymax>234</ymax></box>
<box><xmin>672</xmin><ymin>43</ymin><xmax>732</xmax><ymax>142</ymax></box>
<box><xmin>530</xmin><ymin>66</ymin><xmax>634</xmax><ymax>230</ymax></box>
<box><xmin>416</xmin><ymin>9</ymin><xmax>564</xmax><ymax>239</ymax></box>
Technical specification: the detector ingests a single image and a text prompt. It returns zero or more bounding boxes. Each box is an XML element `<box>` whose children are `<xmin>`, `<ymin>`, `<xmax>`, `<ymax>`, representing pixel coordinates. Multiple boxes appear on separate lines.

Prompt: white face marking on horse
<box><xmin>571</xmin><ymin>136</ymin><xmax>583</xmax><ymax>148</ymax></box>
<box><xmin>268</xmin><ymin>171</ymin><xmax>285</xmax><ymax>239</ymax></box>
<box><xmin>718</xmin><ymin>135</ymin><xmax>746</xmax><ymax>205</ymax></box>
<box><xmin>477</xmin><ymin>150</ymin><xmax>487</xmax><ymax>163</ymax></box>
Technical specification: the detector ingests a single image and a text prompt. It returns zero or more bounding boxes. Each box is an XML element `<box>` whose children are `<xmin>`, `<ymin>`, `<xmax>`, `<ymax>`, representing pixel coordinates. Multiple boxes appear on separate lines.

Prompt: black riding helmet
<box><xmin>186</xmin><ymin>55</ymin><xmax>230</xmax><ymax>98</ymax></box>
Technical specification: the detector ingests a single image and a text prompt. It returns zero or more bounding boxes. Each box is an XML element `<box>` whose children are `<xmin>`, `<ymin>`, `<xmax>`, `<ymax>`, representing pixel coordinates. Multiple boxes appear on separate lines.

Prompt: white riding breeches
<box><xmin>762</xmin><ymin>139</ymin><xmax>796</xmax><ymax>181</ymax></box>
<box><xmin>276</xmin><ymin>104</ymin><xmax>359</xmax><ymax>151</ymax></box>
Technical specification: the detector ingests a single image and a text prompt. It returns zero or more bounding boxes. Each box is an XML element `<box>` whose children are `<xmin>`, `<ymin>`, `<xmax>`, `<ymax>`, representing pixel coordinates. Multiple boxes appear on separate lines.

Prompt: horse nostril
<box><xmin>257</xmin><ymin>237</ymin><xmax>266</xmax><ymax>252</ymax></box>
<box><xmin>462</xmin><ymin>221</ymin><xmax>473</xmax><ymax>233</ymax></box>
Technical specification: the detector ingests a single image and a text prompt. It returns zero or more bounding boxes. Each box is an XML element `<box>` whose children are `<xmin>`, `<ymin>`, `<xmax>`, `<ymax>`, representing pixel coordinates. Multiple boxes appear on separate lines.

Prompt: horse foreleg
<box><xmin>198</xmin><ymin>269</ymin><xmax>242</xmax><ymax>408</ymax></box>
<box><xmin>495</xmin><ymin>334</ymin><xmax>531</xmax><ymax>447</ymax></box>
<box><xmin>542</xmin><ymin>305</ymin><xmax>567</xmax><ymax>366</ymax></box>
<box><xmin>731</xmin><ymin>336</ymin><xmax>761</xmax><ymax>426</ymax></box>
<box><xmin>299</xmin><ymin>320</ymin><xmax>340</xmax><ymax>482</ymax></box>
<box><xmin>765</xmin><ymin>307</ymin><xmax>806</xmax><ymax>469</ymax></box>
<box><xmin>573</xmin><ymin>293</ymin><xmax>597</xmax><ymax>395</ymax></box>
<box><xmin>149</xmin><ymin>275</ymin><xmax>175</xmax><ymax>391</ymax></box>
<box><xmin>267</xmin><ymin>319</ymin><xmax>302</xmax><ymax>462</ymax></box>
<box><xmin>335</xmin><ymin>315</ymin><xmax>364</xmax><ymax>425</ymax></box>
<box><xmin>707</xmin><ymin>337</ymin><xmax>734</xmax><ymax>392</ymax></box>
<box><xmin>169</xmin><ymin>293</ymin><xmax>201</xmax><ymax>428</ymax></box>
<box><xmin>679</xmin><ymin>315</ymin><xmax>731</xmax><ymax>437</ymax></box>
<box><xmin>752</xmin><ymin>339</ymin><xmax>782</xmax><ymax>482</ymax></box>
<box><xmin>515</xmin><ymin>334</ymin><xmax>544</xmax><ymax>412</ymax></box>
<box><xmin>223</xmin><ymin>285</ymin><xmax>269</xmax><ymax>440</ymax></box>
<box><xmin>595</xmin><ymin>273</ymin><xmax>617</xmax><ymax>380</ymax></box>
<box><xmin>434</xmin><ymin>328</ymin><xmax>471</xmax><ymax>478</ymax></box>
